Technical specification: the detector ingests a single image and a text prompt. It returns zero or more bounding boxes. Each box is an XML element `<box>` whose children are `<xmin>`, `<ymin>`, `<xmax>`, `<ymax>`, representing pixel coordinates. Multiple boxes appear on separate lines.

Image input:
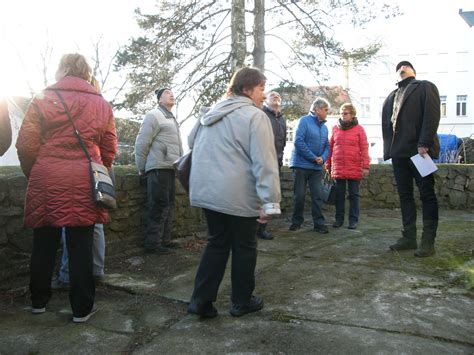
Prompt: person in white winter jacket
<box><xmin>187</xmin><ymin>67</ymin><xmax>281</xmax><ymax>318</ymax></box>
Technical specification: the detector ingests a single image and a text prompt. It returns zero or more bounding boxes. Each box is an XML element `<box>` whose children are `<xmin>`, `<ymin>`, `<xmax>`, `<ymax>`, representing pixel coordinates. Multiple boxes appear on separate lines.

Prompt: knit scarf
<box><xmin>338</xmin><ymin>118</ymin><xmax>358</xmax><ymax>130</ymax></box>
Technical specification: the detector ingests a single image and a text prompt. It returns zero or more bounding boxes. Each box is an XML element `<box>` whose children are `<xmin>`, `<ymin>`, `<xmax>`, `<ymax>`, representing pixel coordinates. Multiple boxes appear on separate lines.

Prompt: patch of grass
<box><xmin>461</xmin><ymin>263</ymin><xmax>474</xmax><ymax>289</ymax></box>
<box><xmin>422</xmin><ymin>253</ymin><xmax>473</xmax><ymax>289</ymax></box>
<box><xmin>271</xmin><ymin>310</ymin><xmax>300</xmax><ymax>323</ymax></box>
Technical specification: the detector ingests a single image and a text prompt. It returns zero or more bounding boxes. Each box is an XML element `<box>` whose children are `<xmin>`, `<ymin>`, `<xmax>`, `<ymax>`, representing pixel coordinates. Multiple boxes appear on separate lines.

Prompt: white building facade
<box><xmin>345</xmin><ymin>4</ymin><xmax>474</xmax><ymax>163</ymax></box>
<box><xmin>283</xmin><ymin>2</ymin><xmax>474</xmax><ymax>165</ymax></box>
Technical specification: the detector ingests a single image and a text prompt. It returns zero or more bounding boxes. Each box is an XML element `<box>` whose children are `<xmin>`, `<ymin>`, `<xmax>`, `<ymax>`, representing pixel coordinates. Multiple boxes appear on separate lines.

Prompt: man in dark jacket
<box><xmin>382</xmin><ymin>61</ymin><xmax>440</xmax><ymax>257</ymax></box>
<box><xmin>257</xmin><ymin>91</ymin><xmax>287</xmax><ymax>240</ymax></box>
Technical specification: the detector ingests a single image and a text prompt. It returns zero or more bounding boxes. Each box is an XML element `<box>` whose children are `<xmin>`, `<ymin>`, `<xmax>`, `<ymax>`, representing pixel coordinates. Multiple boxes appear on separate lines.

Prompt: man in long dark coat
<box><xmin>382</xmin><ymin>61</ymin><xmax>440</xmax><ymax>257</ymax></box>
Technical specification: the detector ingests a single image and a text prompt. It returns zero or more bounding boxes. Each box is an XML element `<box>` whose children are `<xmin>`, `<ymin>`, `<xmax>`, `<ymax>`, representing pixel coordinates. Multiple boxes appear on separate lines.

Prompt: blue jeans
<box><xmin>335</xmin><ymin>179</ymin><xmax>360</xmax><ymax>224</ymax></box>
<box><xmin>58</xmin><ymin>224</ymin><xmax>105</xmax><ymax>283</ymax></box>
<box><xmin>391</xmin><ymin>158</ymin><xmax>438</xmax><ymax>237</ymax></box>
<box><xmin>291</xmin><ymin>168</ymin><xmax>325</xmax><ymax>227</ymax></box>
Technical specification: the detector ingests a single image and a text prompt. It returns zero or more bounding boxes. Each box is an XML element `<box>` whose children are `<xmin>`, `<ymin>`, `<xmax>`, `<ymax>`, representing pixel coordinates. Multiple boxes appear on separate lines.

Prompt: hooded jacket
<box><xmin>16</xmin><ymin>76</ymin><xmax>117</xmax><ymax>228</ymax></box>
<box><xmin>188</xmin><ymin>95</ymin><xmax>281</xmax><ymax>217</ymax></box>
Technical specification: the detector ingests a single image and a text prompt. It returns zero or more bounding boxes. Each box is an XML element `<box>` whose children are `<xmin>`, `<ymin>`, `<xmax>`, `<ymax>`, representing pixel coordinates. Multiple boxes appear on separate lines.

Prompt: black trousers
<box><xmin>191</xmin><ymin>209</ymin><xmax>258</xmax><ymax>305</ymax></box>
<box><xmin>30</xmin><ymin>225</ymin><xmax>95</xmax><ymax>317</ymax></box>
<box><xmin>145</xmin><ymin>169</ymin><xmax>175</xmax><ymax>250</ymax></box>
<box><xmin>392</xmin><ymin>158</ymin><xmax>439</xmax><ymax>236</ymax></box>
<box><xmin>335</xmin><ymin>179</ymin><xmax>360</xmax><ymax>224</ymax></box>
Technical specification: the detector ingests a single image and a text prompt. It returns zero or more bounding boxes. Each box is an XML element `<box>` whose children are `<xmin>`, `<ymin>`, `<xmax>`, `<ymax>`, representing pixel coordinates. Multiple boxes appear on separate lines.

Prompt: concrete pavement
<box><xmin>0</xmin><ymin>208</ymin><xmax>473</xmax><ymax>354</ymax></box>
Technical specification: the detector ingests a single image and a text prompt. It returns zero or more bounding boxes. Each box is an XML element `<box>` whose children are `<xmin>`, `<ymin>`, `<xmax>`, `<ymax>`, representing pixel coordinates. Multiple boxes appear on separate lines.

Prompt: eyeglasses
<box><xmin>341</xmin><ymin>112</ymin><xmax>351</xmax><ymax>116</ymax></box>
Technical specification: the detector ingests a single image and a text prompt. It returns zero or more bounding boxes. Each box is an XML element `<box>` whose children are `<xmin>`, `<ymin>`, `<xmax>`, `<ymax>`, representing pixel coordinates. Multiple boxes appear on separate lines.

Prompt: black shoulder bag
<box><xmin>173</xmin><ymin>122</ymin><xmax>201</xmax><ymax>193</ymax></box>
<box><xmin>322</xmin><ymin>171</ymin><xmax>336</xmax><ymax>205</ymax></box>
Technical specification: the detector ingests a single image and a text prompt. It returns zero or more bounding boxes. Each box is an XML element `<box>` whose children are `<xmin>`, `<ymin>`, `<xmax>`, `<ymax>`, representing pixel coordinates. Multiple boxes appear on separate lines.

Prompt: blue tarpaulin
<box><xmin>434</xmin><ymin>134</ymin><xmax>458</xmax><ymax>163</ymax></box>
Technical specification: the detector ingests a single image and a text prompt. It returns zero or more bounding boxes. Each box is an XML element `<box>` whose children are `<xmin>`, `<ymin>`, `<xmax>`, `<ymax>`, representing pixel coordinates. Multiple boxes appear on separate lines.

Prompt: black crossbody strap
<box><xmin>52</xmin><ymin>89</ymin><xmax>92</xmax><ymax>162</ymax></box>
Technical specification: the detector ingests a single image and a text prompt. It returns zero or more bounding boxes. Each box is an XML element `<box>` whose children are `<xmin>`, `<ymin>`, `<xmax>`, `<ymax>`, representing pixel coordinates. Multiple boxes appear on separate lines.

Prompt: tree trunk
<box><xmin>253</xmin><ymin>0</ymin><xmax>265</xmax><ymax>71</ymax></box>
<box><xmin>231</xmin><ymin>0</ymin><xmax>246</xmax><ymax>72</ymax></box>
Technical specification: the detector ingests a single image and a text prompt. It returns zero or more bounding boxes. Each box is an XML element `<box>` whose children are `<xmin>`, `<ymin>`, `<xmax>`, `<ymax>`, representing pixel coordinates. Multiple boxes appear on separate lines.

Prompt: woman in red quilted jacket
<box><xmin>326</xmin><ymin>103</ymin><xmax>369</xmax><ymax>230</ymax></box>
<box><xmin>16</xmin><ymin>53</ymin><xmax>117</xmax><ymax>323</ymax></box>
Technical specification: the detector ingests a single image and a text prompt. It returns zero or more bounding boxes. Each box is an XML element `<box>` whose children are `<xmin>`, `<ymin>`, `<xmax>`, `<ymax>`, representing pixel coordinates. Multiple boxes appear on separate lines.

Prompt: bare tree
<box><xmin>89</xmin><ymin>36</ymin><xmax>128</xmax><ymax>106</ymax></box>
<box><xmin>116</xmin><ymin>0</ymin><xmax>400</xmax><ymax>121</ymax></box>
<box><xmin>38</xmin><ymin>34</ymin><xmax>54</xmax><ymax>88</ymax></box>
<box><xmin>231</xmin><ymin>0</ymin><xmax>246</xmax><ymax>71</ymax></box>
<box><xmin>253</xmin><ymin>0</ymin><xmax>265</xmax><ymax>70</ymax></box>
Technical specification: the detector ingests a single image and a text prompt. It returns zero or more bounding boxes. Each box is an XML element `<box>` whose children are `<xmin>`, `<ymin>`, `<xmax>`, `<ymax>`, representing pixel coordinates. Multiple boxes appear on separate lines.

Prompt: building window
<box><xmin>436</xmin><ymin>53</ymin><xmax>449</xmax><ymax>73</ymax></box>
<box><xmin>360</xmin><ymin>97</ymin><xmax>370</xmax><ymax>117</ymax></box>
<box><xmin>456</xmin><ymin>52</ymin><xmax>469</xmax><ymax>72</ymax></box>
<box><xmin>440</xmin><ymin>96</ymin><xmax>447</xmax><ymax>117</ymax></box>
<box><xmin>456</xmin><ymin>95</ymin><xmax>467</xmax><ymax>116</ymax></box>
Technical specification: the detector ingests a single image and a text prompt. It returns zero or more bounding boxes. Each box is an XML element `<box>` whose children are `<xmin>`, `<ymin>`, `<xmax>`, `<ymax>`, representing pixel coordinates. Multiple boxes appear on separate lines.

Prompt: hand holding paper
<box><xmin>417</xmin><ymin>147</ymin><xmax>429</xmax><ymax>156</ymax></box>
<box><xmin>410</xmin><ymin>153</ymin><xmax>438</xmax><ymax>177</ymax></box>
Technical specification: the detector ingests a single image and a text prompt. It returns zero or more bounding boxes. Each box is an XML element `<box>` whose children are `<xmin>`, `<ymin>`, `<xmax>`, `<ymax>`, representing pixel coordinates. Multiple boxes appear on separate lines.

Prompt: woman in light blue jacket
<box><xmin>187</xmin><ymin>67</ymin><xmax>281</xmax><ymax>318</ymax></box>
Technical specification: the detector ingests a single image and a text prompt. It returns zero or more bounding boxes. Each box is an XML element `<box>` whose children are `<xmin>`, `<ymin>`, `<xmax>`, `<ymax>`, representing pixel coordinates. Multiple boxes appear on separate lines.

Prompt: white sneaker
<box><xmin>72</xmin><ymin>305</ymin><xmax>99</xmax><ymax>323</ymax></box>
<box><xmin>31</xmin><ymin>307</ymin><xmax>46</xmax><ymax>314</ymax></box>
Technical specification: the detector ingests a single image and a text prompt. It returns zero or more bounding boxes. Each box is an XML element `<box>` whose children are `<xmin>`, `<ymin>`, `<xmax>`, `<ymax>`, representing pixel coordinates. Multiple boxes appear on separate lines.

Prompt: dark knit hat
<box><xmin>395</xmin><ymin>61</ymin><xmax>415</xmax><ymax>73</ymax></box>
<box><xmin>155</xmin><ymin>88</ymin><xmax>170</xmax><ymax>101</ymax></box>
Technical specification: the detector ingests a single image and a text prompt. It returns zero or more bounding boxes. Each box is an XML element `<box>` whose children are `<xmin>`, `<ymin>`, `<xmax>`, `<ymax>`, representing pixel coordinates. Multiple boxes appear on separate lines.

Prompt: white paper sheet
<box><xmin>410</xmin><ymin>154</ymin><xmax>438</xmax><ymax>177</ymax></box>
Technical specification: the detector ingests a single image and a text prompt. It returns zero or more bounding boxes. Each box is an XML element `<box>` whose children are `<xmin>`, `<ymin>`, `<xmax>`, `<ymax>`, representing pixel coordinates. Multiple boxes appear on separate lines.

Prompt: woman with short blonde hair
<box><xmin>325</xmin><ymin>102</ymin><xmax>370</xmax><ymax>229</ymax></box>
<box><xmin>56</xmin><ymin>53</ymin><xmax>93</xmax><ymax>82</ymax></box>
<box><xmin>16</xmin><ymin>53</ymin><xmax>117</xmax><ymax>323</ymax></box>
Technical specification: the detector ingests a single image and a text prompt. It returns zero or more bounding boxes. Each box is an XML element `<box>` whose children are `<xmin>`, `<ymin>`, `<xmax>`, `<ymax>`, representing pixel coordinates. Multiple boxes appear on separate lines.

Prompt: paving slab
<box><xmin>0</xmin><ymin>209</ymin><xmax>472</xmax><ymax>354</ymax></box>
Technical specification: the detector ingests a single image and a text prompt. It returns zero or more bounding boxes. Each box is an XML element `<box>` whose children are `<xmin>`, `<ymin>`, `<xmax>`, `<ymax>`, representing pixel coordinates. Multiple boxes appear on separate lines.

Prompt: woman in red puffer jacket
<box><xmin>16</xmin><ymin>53</ymin><xmax>117</xmax><ymax>322</ymax></box>
<box><xmin>325</xmin><ymin>103</ymin><xmax>369</xmax><ymax>230</ymax></box>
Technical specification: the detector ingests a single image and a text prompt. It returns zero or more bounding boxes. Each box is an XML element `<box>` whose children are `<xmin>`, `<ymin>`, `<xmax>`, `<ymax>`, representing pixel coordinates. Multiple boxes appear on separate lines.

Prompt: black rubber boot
<box><xmin>414</xmin><ymin>235</ymin><xmax>436</xmax><ymax>257</ymax></box>
<box><xmin>389</xmin><ymin>229</ymin><xmax>417</xmax><ymax>251</ymax></box>
<box><xmin>414</xmin><ymin>222</ymin><xmax>437</xmax><ymax>257</ymax></box>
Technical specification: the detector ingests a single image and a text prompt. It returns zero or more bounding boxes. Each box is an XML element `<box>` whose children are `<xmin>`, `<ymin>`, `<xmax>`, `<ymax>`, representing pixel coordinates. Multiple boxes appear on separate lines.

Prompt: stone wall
<box><xmin>0</xmin><ymin>166</ymin><xmax>204</xmax><ymax>282</ymax></box>
<box><xmin>279</xmin><ymin>164</ymin><xmax>474</xmax><ymax>212</ymax></box>
<box><xmin>1</xmin><ymin>164</ymin><xmax>473</xmax><ymax>281</ymax></box>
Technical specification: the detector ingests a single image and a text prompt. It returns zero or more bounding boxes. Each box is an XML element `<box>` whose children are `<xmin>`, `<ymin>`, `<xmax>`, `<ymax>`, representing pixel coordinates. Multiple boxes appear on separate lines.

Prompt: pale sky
<box><xmin>1</xmin><ymin>0</ymin><xmax>473</xmax><ymax>99</ymax></box>
<box><xmin>0</xmin><ymin>0</ymin><xmax>149</xmax><ymax>97</ymax></box>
